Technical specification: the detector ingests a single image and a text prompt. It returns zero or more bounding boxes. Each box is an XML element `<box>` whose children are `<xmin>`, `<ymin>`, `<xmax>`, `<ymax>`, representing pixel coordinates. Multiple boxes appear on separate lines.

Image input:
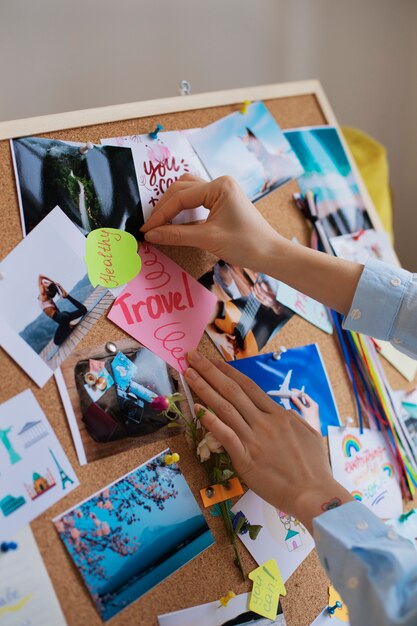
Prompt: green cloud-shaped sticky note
<box><xmin>85</xmin><ymin>228</ymin><xmax>141</xmax><ymax>288</ymax></box>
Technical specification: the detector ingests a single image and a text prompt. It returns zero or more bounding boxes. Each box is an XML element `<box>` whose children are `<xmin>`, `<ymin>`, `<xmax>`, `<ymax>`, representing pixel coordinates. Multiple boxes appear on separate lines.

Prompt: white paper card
<box><xmin>158</xmin><ymin>591</ymin><xmax>286</xmax><ymax>626</ymax></box>
<box><xmin>0</xmin><ymin>390</ymin><xmax>79</xmax><ymax>536</ymax></box>
<box><xmin>231</xmin><ymin>490</ymin><xmax>314</xmax><ymax>582</ymax></box>
<box><xmin>101</xmin><ymin>130</ymin><xmax>209</xmax><ymax>223</ymax></box>
<box><xmin>0</xmin><ymin>525</ymin><xmax>67</xmax><ymax>625</ymax></box>
<box><xmin>328</xmin><ymin>426</ymin><xmax>402</xmax><ymax>519</ymax></box>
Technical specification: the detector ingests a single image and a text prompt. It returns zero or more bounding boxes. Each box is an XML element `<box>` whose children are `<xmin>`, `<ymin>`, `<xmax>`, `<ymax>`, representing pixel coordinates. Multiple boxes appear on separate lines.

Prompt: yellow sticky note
<box><xmin>248</xmin><ymin>559</ymin><xmax>286</xmax><ymax>620</ymax></box>
<box><xmin>85</xmin><ymin>228</ymin><xmax>141</xmax><ymax>289</ymax></box>
<box><xmin>329</xmin><ymin>586</ymin><xmax>349</xmax><ymax>622</ymax></box>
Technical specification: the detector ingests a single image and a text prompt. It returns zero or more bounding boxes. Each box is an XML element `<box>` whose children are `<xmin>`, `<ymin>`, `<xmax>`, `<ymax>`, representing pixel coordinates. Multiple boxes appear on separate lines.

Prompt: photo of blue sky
<box><xmin>54</xmin><ymin>450</ymin><xmax>213</xmax><ymax>621</ymax></box>
<box><xmin>190</xmin><ymin>102</ymin><xmax>303</xmax><ymax>201</ymax></box>
<box><xmin>231</xmin><ymin>344</ymin><xmax>340</xmax><ymax>436</ymax></box>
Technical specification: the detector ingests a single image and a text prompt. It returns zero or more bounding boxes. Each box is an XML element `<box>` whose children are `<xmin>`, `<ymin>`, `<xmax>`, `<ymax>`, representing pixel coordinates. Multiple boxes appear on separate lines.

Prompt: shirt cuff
<box><xmin>343</xmin><ymin>258</ymin><xmax>411</xmax><ymax>340</ymax></box>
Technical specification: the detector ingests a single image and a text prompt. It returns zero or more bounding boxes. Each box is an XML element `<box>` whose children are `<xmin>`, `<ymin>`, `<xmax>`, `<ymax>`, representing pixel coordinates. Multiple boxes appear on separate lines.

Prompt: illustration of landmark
<box><xmin>49</xmin><ymin>448</ymin><xmax>74</xmax><ymax>489</ymax></box>
<box><xmin>25</xmin><ymin>468</ymin><xmax>56</xmax><ymax>500</ymax></box>
<box><xmin>0</xmin><ymin>426</ymin><xmax>22</xmax><ymax>465</ymax></box>
<box><xmin>18</xmin><ymin>419</ymin><xmax>48</xmax><ymax>448</ymax></box>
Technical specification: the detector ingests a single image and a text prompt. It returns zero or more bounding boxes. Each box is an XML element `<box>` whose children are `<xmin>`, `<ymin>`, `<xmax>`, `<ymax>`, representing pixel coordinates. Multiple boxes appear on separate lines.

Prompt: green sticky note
<box><xmin>85</xmin><ymin>228</ymin><xmax>141</xmax><ymax>289</ymax></box>
<box><xmin>248</xmin><ymin>559</ymin><xmax>286</xmax><ymax>621</ymax></box>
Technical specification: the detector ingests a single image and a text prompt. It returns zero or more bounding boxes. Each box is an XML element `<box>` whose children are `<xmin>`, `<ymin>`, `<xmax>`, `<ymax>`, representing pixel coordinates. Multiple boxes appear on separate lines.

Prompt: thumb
<box><xmin>144</xmin><ymin>223</ymin><xmax>209</xmax><ymax>248</ymax></box>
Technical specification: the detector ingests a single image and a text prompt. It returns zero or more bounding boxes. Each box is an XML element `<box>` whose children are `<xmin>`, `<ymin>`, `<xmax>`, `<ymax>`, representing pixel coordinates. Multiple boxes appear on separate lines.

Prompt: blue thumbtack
<box><xmin>149</xmin><ymin>123</ymin><xmax>164</xmax><ymax>140</ymax></box>
<box><xmin>327</xmin><ymin>601</ymin><xmax>342</xmax><ymax>615</ymax></box>
<box><xmin>1</xmin><ymin>541</ymin><xmax>18</xmax><ymax>553</ymax></box>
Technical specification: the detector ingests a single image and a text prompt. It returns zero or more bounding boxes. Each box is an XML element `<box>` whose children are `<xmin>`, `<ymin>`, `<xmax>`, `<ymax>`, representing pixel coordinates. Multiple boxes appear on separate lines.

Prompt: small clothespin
<box><xmin>1</xmin><ymin>541</ymin><xmax>18</xmax><ymax>553</ymax></box>
<box><xmin>240</xmin><ymin>100</ymin><xmax>251</xmax><ymax>114</ymax></box>
<box><xmin>339</xmin><ymin>416</ymin><xmax>354</xmax><ymax>431</ymax></box>
<box><xmin>149</xmin><ymin>124</ymin><xmax>164</xmax><ymax>140</ymax></box>
<box><xmin>79</xmin><ymin>141</ymin><xmax>94</xmax><ymax>155</ymax></box>
<box><xmin>179</xmin><ymin>79</ymin><xmax>191</xmax><ymax>96</ymax></box>
<box><xmin>218</xmin><ymin>590</ymin><xmax>236</xmax><ymax>608</ymax></box>
<box><xmin>327</xmin><ymin>601</ymin><xmax>342</xmax><ymax>615</ymax></box>
<box><xmin>164</xmin><ymin>452</ymin><xmax>180</xmax><ymax>465</ymax></box>
<box><xmin>0</xmin><ymin>271</ymin><xmax>4</xmax><ymax>280</ymax></box>
<box><xmin>352</xmin><ymin>229</ymin><xmax>366</xmax><ymax>241</ymax></box>
<box><xmin>399</xmin><ymin>509</ymin><xmax>415</xmax><ymax>522</ymax></box>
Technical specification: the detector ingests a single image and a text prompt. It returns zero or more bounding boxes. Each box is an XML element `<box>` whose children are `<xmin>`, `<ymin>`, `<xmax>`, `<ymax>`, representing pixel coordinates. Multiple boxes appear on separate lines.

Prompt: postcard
<box><xmin>0</xmin><ymin>525</ymin><xmax>67</xmax><ymax>625</ymax></box>
<box><xmin>101</xmin><ymin>130</ymin><xmax>209</xmax><ymax>223</ymax></box>
<box><xmin>11</xmin><ymin>136</ymin><xmax>143</xmax><ymax>237</ymax></box>
<box><xmin>108</xmin><ymin>244</ymin><xmax>217</xmax><ymax>372</ymax></box>
<box><xmin>199</xmin><ymin>261</ymin><xmax>294</xmax><ymax>362</ymax></box>
<box><xmin>328</xmin><ymin>426</ymin><xmax>403</xmax><ymax>519</ymax></box>
<box><xmin>189</xmin><ymin>102</ymin><xmax>303</xmax><ymax>201</ymax></box>
<box><xmin>231</xmin><ymin>490</ymin><xmax>315</xmax><ymax>582</ymax></box>
<box><xmin>56</xmin><ymin>337</ymin><xmax>193</xmax><ymax>465</ymax></box>
<box><xmin>394</xmin><ymin>395</ymin><xmax>417</xmax><ymax>463</ymax></box>
<box><xmin>0</xmin><ymin>207</ymin><xmax>112</xmax><ymax>387</ymax></box>
<box><xmin>276</xmin><ymin>282</ymin><xmax>332</xmax><ymax>334</ymax></box>
<box><xmin>330</xmin><ymin>228</ymin><xmax>397</xmax><ymax>265</ymax></box>
<box><xmin>53</xmin><ymin>449</ymin><xmax>214</xmax><ymax>621</ymax></box>
<box><xmin>285</xmin><ymin>126</ymin><xmax>372</xmax><ymax>239</ymax></box>
<box><xmin>386</xmin><ymin>509</ymin><xmax>417</xmax><ymax>548</ymax></box>
<box><xmin>158</xmin><ymin>592</ymin><xmax>286</xmax><ymax>626</ymax></box>
<box><xmin>0</xmin><ymin>390</ymin><xmax>79</xmax><ymax>537</ymax></box>
<box><xmin>231</xmin><ymin>344</ymin><xmax>340</xmax><ymax>436</ymax></box>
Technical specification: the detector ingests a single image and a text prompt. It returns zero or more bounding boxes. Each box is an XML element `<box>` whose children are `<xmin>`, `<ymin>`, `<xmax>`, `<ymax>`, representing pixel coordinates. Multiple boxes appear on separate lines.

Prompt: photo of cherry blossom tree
<box><xmin>54</xmin><ymin>450</ymin><xmax>213</xmax><ymax>621</ymax></box>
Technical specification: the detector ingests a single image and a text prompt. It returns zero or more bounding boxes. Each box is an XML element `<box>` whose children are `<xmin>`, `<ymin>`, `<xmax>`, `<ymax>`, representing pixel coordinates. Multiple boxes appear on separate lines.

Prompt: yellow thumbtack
<box><xmin>219</xmin><ymin>590</ymin><xmax>236</xmax><ymax>607</ymax></box>
<box><xmin>164</xmin><ymin>452</ymin><xmax>180</xmax><ymax>465</ymax></box>
<box><xmin>240</xmin><ymin>100</ymin><xmax>251</xmax><ymax>114</ymax></box>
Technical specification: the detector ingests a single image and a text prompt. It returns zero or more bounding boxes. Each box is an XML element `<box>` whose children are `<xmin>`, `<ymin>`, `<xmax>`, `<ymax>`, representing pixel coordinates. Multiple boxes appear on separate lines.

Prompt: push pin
<box><xmin>105</xmin><ymin>341</ymin><xmax>117</xmax><ymax>354</ymax></box>
<box><xmin>340</xmin><ymin>416</ymin><xmax>354</xmax><ymax>431</ymax></box>
<box><xmin>164</xmin><ymin>452</ymin><xmax>180</xmax><ymax>465</ymax></box>
<box><xmin>79</xmin><ymin>141</ymin><xmax>94</xmax><ymax>155</ymax></box>
<box><xmin>272</xmin><ymin>346</ymin><xmax>287</xmax><ymax>361</ymax></box>
<box><xmin>1</xmin><ymin>541</ymin><xmax>18</xmax><ymax>553</ymax></box>
<box><xmin>205</xmin><ymin>487</ymin><xmax>215</xmax><ymax>499</ymax></box>
<box><xmin>149</xmin><ymin>124</ymin><xmax>164</xmax><ymax>140</ymax></box>
<box><xmin>179</xmin><ymin>79</ymin><xmax>191</xmax><ymax>96</ymax></box>
<box><xmin>352</xmin><ymin>229</ymin><xmax>366</xmax><ymax>241</ymax></box>
<box><xmin>327</xmin><ymin>600</ymin><xmax>342</xmax><ymax>615</ymax></box>
<box><xmin>240</xmin><ymin>100</ymin><xmax>251</xmax><ymax>114</ymax></box>
<box><xmin>218</xmin><ymin>590</ymin><xmax>236</xmax><ymax>608</ymax></box>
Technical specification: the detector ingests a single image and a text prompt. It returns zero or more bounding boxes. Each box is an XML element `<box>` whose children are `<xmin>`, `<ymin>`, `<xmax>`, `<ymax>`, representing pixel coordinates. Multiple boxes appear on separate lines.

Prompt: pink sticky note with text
<box><xmin>107</xmin><ymin>244</ymin><xmax>217</xmax><ymax>371</ymax></box>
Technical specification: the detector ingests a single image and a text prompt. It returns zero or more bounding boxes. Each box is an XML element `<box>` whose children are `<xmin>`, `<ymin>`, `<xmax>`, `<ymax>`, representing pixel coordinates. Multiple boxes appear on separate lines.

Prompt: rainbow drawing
<box><xmin>351</xmin><ymin>491</ymin><xmax>363</xmax><ymax>501</ymax></box>
<box><xmin>383</xmin><ymin>463</ymin><xmax>394</xmax><ymax>478</ymax></box>
<box><xmin>342</xmin><ymin>434</ymin><xmax>361</xmax><ymax>457</ymax></box>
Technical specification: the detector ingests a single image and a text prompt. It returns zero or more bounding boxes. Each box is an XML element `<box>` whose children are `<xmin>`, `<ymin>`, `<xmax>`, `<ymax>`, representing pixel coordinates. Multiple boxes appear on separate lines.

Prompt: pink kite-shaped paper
<box><xmin>107</xmin><ymin>244</ymin><xmax>217</xmax><ymax>371</ymax></box>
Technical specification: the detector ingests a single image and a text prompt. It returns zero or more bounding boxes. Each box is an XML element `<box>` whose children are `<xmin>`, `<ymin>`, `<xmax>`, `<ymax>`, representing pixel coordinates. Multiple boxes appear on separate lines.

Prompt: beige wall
<box><xmin>1</xmin><ymin>0</ymin><xmax>416</xmax><ymax>266</ymax></box>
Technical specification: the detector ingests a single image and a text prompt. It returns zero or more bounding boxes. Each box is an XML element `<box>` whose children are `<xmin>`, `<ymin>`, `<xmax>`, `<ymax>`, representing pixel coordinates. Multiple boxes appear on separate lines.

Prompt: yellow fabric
<box><xmin>342</xmin><ymin>126</ymin><xmax>393</xmax><ymax>242</ymax></box>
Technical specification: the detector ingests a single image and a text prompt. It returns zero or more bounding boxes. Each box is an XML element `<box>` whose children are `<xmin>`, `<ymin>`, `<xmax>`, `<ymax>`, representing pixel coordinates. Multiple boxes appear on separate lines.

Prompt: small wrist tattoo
<box><xmin>321</xmin><ymin>497</ymin><xmax>342</xmax><ymax>512</ymax></box>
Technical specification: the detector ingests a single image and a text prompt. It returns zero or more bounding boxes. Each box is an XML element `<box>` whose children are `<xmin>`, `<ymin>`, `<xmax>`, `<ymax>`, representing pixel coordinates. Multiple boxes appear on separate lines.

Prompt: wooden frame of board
<box><xmin>0</xmin><ymin>79</ymin><xmax>385</xmax><ymax>236</ymax></box>
<box><xmin>0</xmin><ymin>80</ymin><xmax>407</xmax><ymax>626</ymax></box>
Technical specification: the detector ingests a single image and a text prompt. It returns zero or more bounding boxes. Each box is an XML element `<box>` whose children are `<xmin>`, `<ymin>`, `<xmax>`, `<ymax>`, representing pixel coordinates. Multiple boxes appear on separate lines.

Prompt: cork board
<box><xmin>0</xmin><ymin>83</ymin><xmax>414</xmax><ymax>626</ymax></box>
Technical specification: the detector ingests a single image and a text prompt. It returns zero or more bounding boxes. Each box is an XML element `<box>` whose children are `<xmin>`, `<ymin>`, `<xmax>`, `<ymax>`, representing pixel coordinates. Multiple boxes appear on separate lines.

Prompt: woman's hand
<box><xmin>141</xmin><ymin>174</ymin><xmax>283</xmax><ymax>271</ymax></box>
<box><xmin>185</xmin><ymin>351</ymin><xmax>352</xmax><ymax>533</ymax></box>
<box><xmin>291</xmin><ymin>391</ymin><xmax>321</xmax><ymax>433</ymax></box>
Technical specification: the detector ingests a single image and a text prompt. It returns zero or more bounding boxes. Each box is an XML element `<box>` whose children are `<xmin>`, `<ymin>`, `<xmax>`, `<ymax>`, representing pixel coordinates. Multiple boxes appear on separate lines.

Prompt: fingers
<box><xmin>290</xmin><ymin>395</ymin><xmax>304</xmax><ymax>412</ymax></box>
<box><xmin>194</xmin><ymin>403</ymin><xmax>246</xmax><ymax>463</ymax></box>
<box><xmin>142</xmin><ymin>180</ymin><xmax>209</xmax><ymax>233</ymax></box>
<box><xmin>144</xmin><ymin>222</ymin><xmax>209</xmax><ymax>247</ymax></box>
<box><xmin>209</xmin><ymin>357</ymin><xmax>277</xmax><ymax>413</ymax></box>
<box><xmin>184</xmin><ymin>352</ymin><xmax>254</xmax><ymax>438</ymax></box>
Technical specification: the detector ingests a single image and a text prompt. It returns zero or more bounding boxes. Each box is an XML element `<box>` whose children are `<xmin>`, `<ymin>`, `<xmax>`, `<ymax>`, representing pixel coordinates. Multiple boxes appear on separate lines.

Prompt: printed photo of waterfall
<box><xmin>11</xmin><ymin>136</ymin><xmax>144</xmax><ymax>236</ymax></box>
<box><xmin>54</xmin><ymin>450</ymin><xmax>213</xmax><ymax>621</ymax></box>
